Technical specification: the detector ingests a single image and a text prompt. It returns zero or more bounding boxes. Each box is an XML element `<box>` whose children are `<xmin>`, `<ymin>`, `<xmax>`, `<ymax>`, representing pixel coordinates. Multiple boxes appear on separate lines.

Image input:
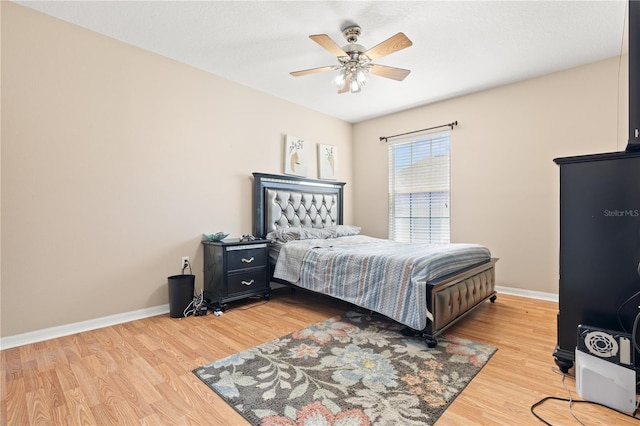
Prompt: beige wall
<box><xmin>353</xmin><ymin>55</ymin><xmax>629</xmax><ymax>294</ymax></box>
<box><xmin>1</xmin><ymin>3</ymin><xmax>352</xmax><ymax>337</ymax></box>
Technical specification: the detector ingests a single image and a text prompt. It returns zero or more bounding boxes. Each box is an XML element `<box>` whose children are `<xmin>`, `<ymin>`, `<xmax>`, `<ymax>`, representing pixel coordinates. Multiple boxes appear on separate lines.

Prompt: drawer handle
<box><xmin>241</xmin><ymin>280</ymin><xmax>255</xmax><ymax>286</ymax></box>
<box><xmin>241</xmin><ymin>257</ymin><xmax>255</xmax><ymax>264</ymax></box>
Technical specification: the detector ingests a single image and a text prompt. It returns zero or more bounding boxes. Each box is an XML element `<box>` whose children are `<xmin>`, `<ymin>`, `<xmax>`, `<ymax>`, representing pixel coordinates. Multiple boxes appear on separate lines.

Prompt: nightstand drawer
<box><xmin>226</xmin><ymin>244</ymin><xmax>268</xmax><ymax>271</ymax></box>
<box><xmin>227</xmin><ymin>268</ymin><xmax>268</xmax><ymax>294</ymax></box>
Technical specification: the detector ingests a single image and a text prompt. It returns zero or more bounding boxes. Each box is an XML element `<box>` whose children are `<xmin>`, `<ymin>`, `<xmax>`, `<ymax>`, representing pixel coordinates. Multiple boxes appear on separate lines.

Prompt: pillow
<box><xmin>333</xmin><ymin>225</ymin><xmax>361</xmax><ymax>237</ymax></box>
<box><xmin>266</xmin><ymin>227</ymin><xmax>335</xmax><ymax>242</ymax></box>
<box><xmin>266</xmin><ymin>225</ymin><xmax>361</xmax><ymax>242</ymax></box>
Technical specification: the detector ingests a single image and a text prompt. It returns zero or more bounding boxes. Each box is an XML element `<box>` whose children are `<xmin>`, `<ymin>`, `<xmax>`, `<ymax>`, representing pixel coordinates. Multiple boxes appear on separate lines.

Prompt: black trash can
<box><xmin>168</xmin><ymin>274</ymin><xmax>195</xmax><ymax>318</ymax></box>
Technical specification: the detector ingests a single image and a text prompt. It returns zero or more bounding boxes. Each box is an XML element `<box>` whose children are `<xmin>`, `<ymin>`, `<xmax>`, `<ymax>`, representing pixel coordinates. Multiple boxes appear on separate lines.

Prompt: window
<box><xmin>388</xmin><ymin>132</ymin><xmax>450</xmax><ymax>243</ymax></box>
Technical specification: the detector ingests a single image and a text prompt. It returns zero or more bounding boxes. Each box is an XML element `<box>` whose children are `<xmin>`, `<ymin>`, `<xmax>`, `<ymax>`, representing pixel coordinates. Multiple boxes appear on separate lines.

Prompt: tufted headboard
<box><xmin>252</xmin><ymin>172</ymin><xmax>346</xmax><ymax>239</ymax></box>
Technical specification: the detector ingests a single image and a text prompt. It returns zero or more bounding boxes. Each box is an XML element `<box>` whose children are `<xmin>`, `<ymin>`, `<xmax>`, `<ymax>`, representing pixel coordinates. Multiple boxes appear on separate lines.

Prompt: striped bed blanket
<box><xmin>273</xmin><ymin>235</ymin><xmax>491</xmax><ymax>330</ymax></box>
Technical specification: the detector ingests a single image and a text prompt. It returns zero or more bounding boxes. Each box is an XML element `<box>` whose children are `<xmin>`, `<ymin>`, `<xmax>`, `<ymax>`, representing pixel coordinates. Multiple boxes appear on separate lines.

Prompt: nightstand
<box><xmin>202</xmin><ymin>238</ymin><xmax>271</xmax><ymax>311</ymax></box>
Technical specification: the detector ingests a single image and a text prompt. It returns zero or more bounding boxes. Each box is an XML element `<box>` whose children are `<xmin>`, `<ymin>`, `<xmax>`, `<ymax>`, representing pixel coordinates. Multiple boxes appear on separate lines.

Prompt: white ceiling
<box><xmin>16</xmin><ymin>1</ymin><xmax>628</xmax><ymax>123</ymax></box>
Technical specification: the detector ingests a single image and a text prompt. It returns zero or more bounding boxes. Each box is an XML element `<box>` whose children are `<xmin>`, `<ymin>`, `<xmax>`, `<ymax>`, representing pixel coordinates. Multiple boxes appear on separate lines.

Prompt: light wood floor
<box><xmin>2</xmin><ymin>288</ymin><xmax>639</xmax><ymax>425</ymax></box>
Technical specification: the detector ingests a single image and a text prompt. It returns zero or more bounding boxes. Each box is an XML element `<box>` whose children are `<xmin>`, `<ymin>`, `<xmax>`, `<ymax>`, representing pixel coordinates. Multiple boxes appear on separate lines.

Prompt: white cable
<box><xmin>194</xmin><ymin>289</ymin><xmax>204</xmax><ymax>309</ymax></box>
<box><xmin>560</xmin><ymin>373</ymin><xmax>586</xmax><ymax>426</ymax></box>
<box><xmin>182</xmin><ymin>298</ymin><xmax>195</xmax><ymax>317</ymax></box>
<box><xmin>182</xmin><ymin>287</ymin><xmax>204</xmax><ymax>318</ymax></box>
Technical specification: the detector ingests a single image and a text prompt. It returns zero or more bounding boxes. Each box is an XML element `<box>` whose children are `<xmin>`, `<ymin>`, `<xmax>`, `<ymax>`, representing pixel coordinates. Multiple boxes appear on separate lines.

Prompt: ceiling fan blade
<box><xmin>364</xmin><ymin>32</ymin><xmax>413</xmax><ymax>60</ymax></box>
<box><xmin>290</xmin><ymin>66</ymin><xmax>335</xmax><ymax>77</ymax></box>
<box><xmin>370</xmin><ymin>64</ymin><xmax>411</xmax><ymax>81</ymax></box>
<box><xmin>309</xmin><ymin>34</ymin><xmax>348</xmax><ymax>58</ymax></box>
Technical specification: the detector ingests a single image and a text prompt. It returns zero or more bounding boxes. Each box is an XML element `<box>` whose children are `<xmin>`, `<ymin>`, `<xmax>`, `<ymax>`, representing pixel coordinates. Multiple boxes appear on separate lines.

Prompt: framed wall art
<box><xmin>318</xmin><ymin>144</ymin><xmax>337</xmax><ymax>180</ymax></box>
<box><xmin>284</xmin><ymin>135</ymin><xmax>308</xmax><ymax>177</ymax></box>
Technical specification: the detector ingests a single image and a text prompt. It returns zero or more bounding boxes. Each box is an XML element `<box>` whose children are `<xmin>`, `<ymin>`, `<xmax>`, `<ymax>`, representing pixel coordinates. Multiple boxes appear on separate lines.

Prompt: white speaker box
<box><xmin>575</xmin><ymin>349</ymin><xmax>636</xmax><ymax>413</ymax></box>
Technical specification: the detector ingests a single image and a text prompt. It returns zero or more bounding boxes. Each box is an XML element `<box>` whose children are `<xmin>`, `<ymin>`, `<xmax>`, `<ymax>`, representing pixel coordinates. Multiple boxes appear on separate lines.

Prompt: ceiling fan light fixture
<box><xmin>345</xmin><ymin>66</ymin><xmax>369</xmax><ymax>93</ymax></box>
<box><xmin>333</xmin><ymin>70</ymin><xmax>347</xmax><ymax>88</ymax></box>
<box><xmin>349</xmin><ymin>78</ymin><xmax>362</xmax><ymax>93</ymax></box>
<box><xmin>333</xmin><ymin>65</ymin><xmax>368</xmax><ymax>94</ymax></box>
<box><xmin>355</xmin><ymin>68</ymin><xmax>368</xmax><ymax>85</ymax></box>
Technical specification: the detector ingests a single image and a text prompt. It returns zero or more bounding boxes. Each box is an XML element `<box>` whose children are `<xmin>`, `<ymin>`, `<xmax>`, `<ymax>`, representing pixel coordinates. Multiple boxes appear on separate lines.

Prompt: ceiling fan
<box><xmin>290</xmin><ymin>25</ymin><xmax>413</xmax><ymax>94</ymax></box>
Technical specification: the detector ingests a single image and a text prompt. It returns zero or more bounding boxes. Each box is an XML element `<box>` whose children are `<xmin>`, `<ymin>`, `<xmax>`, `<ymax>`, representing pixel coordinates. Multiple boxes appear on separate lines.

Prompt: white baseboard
<box><xmin>1</xmin><ymin>285</ymin><xmax>558</xmax><ymax>350</ymax></box>
<box><xmin>0</xmin><ymin>304</ymin><xmax>170</xmax><ymax>350</ymax></box>
<box><xmin>496</xmin><ymin>285</ymin><xmax>558</xmax><ymax>302</ymax></box>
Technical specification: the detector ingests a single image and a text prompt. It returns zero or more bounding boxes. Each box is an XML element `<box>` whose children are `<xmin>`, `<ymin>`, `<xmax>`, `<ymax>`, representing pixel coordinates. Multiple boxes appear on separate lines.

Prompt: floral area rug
<box><xmin>193</xmin><ymin>311</ymin><xmax>496</xmax><ymax>425</ymax></box>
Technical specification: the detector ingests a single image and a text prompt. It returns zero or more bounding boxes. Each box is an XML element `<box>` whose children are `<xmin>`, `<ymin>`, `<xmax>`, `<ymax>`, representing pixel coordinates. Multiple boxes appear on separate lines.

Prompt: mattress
<box><xmin>271</xmin><ymin>235</ymin><xmax>491</xmax><ymax>330</ymax></box>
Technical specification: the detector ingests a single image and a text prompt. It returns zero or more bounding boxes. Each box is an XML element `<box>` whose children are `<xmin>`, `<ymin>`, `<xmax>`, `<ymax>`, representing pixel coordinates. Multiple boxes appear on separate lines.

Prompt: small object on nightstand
<box><xmin>202</xmin><ymin>232</ymin><xmax>229</xmax><ymax>242</ymax></box>
<box><xmin>240</xmin><ymin>234</ymin><xmax>256</xmax><ymax>242</ymax></box>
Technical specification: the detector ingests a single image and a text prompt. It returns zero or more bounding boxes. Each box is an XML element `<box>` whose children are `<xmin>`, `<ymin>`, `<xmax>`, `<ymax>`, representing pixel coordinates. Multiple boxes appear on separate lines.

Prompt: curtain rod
<box><xmin>379</xmin><ymin>120</ymin><xmax>458</xmax><ymax>142</ymax></box>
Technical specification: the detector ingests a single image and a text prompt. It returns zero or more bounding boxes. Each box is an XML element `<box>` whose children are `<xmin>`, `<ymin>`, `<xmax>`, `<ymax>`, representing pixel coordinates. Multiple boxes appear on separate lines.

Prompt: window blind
<box><xmin>388</xmin><ymin>132</ymin><xmax>450</xmax><ymax>243</ymax></box>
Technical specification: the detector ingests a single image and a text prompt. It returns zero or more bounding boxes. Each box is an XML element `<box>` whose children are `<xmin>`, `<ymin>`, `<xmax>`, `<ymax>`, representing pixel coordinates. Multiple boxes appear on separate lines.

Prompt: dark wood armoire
<box><xmin>553</xmin><ymin>151</ymin><xmax>640</xmax><ymax>372</ymax></box>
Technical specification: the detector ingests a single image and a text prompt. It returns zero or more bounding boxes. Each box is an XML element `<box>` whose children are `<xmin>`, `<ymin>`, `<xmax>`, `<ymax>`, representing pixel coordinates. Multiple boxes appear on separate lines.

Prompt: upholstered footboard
<box><xmin>418</xmin><ymin>258</ymin><xmax>498</xmax><ymax>347</ymax></box>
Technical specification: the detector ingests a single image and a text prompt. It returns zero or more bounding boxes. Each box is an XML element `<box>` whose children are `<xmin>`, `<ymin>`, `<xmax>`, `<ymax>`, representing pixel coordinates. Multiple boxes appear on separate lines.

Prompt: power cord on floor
<box><xmin>182</xmin><ymin>288</ymin><xmax>204</xmax><ymax>318</ymax></box>
<box><xmin>530</xmin><ymin>367</ymin><xmax>639</xmax><ymax>424</ymax></box>
<box><xmin>531</xmin><ymin>396</ymin><xmax>639</xmax><ymax>425</ymax></box>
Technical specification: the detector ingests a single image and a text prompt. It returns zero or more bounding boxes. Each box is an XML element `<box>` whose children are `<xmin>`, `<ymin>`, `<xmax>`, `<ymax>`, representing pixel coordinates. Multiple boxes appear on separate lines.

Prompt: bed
<box><xmin>252</xmin><ymin>172</ymin><xmax>497</xmax><ymax>347</ymax></box>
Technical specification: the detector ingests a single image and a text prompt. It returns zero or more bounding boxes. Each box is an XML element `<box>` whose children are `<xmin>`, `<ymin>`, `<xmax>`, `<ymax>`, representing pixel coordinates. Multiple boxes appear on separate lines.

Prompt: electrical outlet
<box><xmin>181</xmin><ymin>256</ymin><xmax>190</xmax><ymax>269</ymax></box>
